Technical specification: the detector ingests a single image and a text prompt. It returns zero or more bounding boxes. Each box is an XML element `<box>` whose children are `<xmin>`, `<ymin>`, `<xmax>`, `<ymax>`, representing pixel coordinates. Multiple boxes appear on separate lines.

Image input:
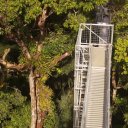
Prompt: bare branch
<box><xmin>15</xmin><ymin>38</ymin><xmax>31</xmax><ymax>60</ymax></box>
<box><xmin>5</xmin><ymin>34</ymin><xmax>32</xmax><ymax>60</ymax></box>
<box><xmin>0</xmin><ymin>59</ymin><xmax>26</xmax><ymax>71</ymax></box>
<box><xmin>49</xmin><ymin>52</ymin><xmax>71</xmax><ymax>70</ymax></box>
<box><xmin>58</xmin><ymin>52</ymin><xmax>70</xmax><ymax>62</ymax></box>
<box><xmin>35</xmin><ymin>7</ymin><xmax>49</xmax><ymax>56</ymax></box>
<box><xmin>37</xmin><ymin>43</ymin><xmax>43</xmax><ymax>53</ymax></box>
<box><xmin>38</xmin><ymin>8</ymin><xmax>48</xmax><ymax>32</ymax></box>
<box><xmin>2</xmin><ymin>48</ymin><xmax>10</xmax><ymax>60</ymax></box>
<box><xmin>48</xmin><ymin>10</ymin><xmax>53</xmax><ymax>17</ymax></box>
<box><xmin>112</xmin><ymin>70</ymin><xmax>117</xmax><ymax>89</ymax></box>
<box><xmin>116</xmin><ymin>86</ymin><xmax>122</xmax><ymax>89</ymax></box>
<box><xmin>0</xmin><ymin>48</ymin><xmax>27</xmax><ymax>71</ymax></box>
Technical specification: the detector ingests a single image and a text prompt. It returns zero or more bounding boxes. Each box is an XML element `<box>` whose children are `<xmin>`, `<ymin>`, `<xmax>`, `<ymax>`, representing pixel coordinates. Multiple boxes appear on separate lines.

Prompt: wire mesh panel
<box><xmin>76</xmin><ymin>23</ymin><xmax>113</xmax><ymax>45</ymax></box>
<box><xmin>74</xmin><ymin>45</ymin><xmax>90</xmax><ymax>128</ymax></box>
<box><xmin>74</xmin><ymin>23</ymin><xmax>113</xmax><ymax>128</ymax></box>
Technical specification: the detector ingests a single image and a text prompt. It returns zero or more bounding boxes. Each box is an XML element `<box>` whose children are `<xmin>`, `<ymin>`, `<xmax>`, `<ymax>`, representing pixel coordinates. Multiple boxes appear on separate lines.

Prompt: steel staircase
<box><xmin>74</xmin><ymin>46</ymin><xmax>90</xmax><ymax>128</ymax></box>
<box><xmin>73</xmin><ymin>23</ymin><xmax>113</xmax><ymax>128</ymax></box>
<box><xmin>84</xmin><ymin>68</ymin><xmax>106</xmax><ymax>128</ymax></box>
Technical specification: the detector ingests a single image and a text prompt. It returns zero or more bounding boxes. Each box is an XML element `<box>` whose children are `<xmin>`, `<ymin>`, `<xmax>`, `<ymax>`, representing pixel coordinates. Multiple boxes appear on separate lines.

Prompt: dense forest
<box><xmin>0</xmin><ymin>0</ymin><xmax>128</xmax><ymax>128</ymax></box>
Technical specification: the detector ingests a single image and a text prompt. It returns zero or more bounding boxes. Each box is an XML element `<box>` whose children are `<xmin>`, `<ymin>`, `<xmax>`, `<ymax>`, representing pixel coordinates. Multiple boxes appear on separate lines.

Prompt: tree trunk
<box><xmin>36</xmin><ymin>84</ymin><xmax>43</xmax><ymax>128</ymax></box>
<box><xmin>112</xmin><ymin>70</ymin><xmax>118</xmax><ymax>101</ymax></box>
<box><xmin>15</xmin><ymin>39</ymin><xmax>31</xmax><ymax>60</ymax></box>
<box><xmin>29</xmin><ymin>68</ymin><xmax>37</xmax><ymax>128</ymax></box>
<box><xmin>112</xmin><ymin>88</ymin><xmax>117</xmax><ymax>101</ymax></box>
<box><xmin>110</xmin><ymin>70</ymin><xmax>118</xmax><ymax>128</ymax></box>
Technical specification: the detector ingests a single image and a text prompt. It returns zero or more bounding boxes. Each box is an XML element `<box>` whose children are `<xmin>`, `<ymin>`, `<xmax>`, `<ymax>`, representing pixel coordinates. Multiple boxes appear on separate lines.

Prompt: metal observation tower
<box><xmin>73</xmin><ymin>6</ymin><xmax>114</xmax><ymax>128</ymax></box>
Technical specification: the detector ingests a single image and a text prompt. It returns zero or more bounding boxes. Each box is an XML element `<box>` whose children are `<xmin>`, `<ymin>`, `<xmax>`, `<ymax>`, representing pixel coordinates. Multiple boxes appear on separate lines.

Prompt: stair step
<box><xmin>86</xmin><ymin>122</ymin><xmax>103</xmax><ymax>124</ymax></box>
<box><xmin>87</xmin><ymin>114</ymin><xmax>104</xmax><ymax>116</ymax></box>
<box><xmin>88</xmin><ymin>96</ymin><xmax>104</xmax><ymax>98</ymax></box>
<box><xmin>86</xmin><ymin>119</ymin><xmax>103</xmax><ymax>121</ymax></box>
<box><xmin>87</xmin><ymin>109</ymin><xmax>104</xmax><ymax>111</ymax></box>
<box><xmin>86</xmin><ymin>122</ymin><xmax>103</xmax><ymax>125</ymax></box>
<box><xmin>88</xmin><ymin>103</ymin><xmax>104</xmax><ymax>105</ymax></box>
<box><xmin>77</xmin><ymin>67</ymin><xmax>107</xmax><ymax>127</ymax></box>
<box><xmin>86</xmin><ymin>123</ymin><xmax>103</xmax><ymax>125</ymax></box>
<box><xmin>87</xmin><ymin>104</ymin><xmax>104</xmax><ymax>106</ymax></box>
<box><xmin>86</xmin><ymin>125</ymin><xmax>103</xmax><ymax>127</ymax></box>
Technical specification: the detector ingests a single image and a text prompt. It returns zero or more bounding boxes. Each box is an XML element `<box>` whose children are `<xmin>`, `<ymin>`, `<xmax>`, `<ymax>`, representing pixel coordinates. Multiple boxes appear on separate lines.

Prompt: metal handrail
<box><xmin>80</xmin><ymin>45</ymin><xmax>92</xmax><ymax>128</ymax></box>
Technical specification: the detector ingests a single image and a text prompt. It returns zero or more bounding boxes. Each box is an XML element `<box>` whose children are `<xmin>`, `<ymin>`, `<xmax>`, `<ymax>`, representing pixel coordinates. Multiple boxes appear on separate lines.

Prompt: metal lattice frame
<box><xmin>73</xmin><ymin>23</ymin><xmax>114</xmax><ymax>128</ymax></box>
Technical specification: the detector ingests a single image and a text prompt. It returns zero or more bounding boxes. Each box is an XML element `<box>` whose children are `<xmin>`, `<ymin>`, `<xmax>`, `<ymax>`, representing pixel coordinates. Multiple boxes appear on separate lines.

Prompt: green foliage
<box><xmin>0</xmin><ymin>0</ymin><xmax>42</xmax><ymax>28</ymax></box>
<box><xmin>0</xmin><ymin>0</ymin><xmax>109</xmax><ymax>34</ymax></box>
<box><xmin>112</xmin><ymin>0</ymin><xmax>128</xmax><ymax>32</ymax></box>
<box><xmin>113</xmin><ymin>94</ymin><xmax>128</xmax><ymax>127</ymax></box>
<box><xmin>39</xmin><ymin>85</ymin><xmax>53</xmax><ymax>112</ymax></box>
<box><xmin>42</xmin><ymin>0</ymin><xmax>77</xmax><ymax>15</ymax></box>
<box><xmin>57</xmin><ymin>90</ymin><xmax>73</xmax><ymax>128</ymax></box>
<box><xmin>4</xmin><ymin>104</ymin><xmax>30</xmax><ymax>128</ymax></box>
<box><xmin>44</xmin><ymin>101</ymin><xmax>59</xmax><ymax>128</ymax></box>
<box><xmin>56</xmin><ymin>58</ymin><xmax>74</xmax><ymax>76</ymax></box>
<box><xmin>114</xmin><ymin>37</ymin><xmax>128</xmax><ymax>74</ymax></box>
<box><xmin>19</xmin><ymin>29</ymin><xmax>75</xmax><ymax>79</ymax></box>
<box><xmin>0</xmin><ymin>88</ymin><xmax>30</xmax><ymax>128</ymax></box>
<box><xmin>24</xmin><ymin>0</ymin><xmax>42</xmax><ymax>23</ymax></box>
<box><xmin>42</xmin><ymin>30</ymin><xmax>74</xmax><ymax>58</ymax></box>
<box><xmin>63</xmin><ymin>13</ymin><xmax>86</xmax><ymax>31</ymax></box>
<box><xmin>46</xmin><ymin>70</ymin><xmax>74</xmax><ymax>128</ymax></box>
<box><xmin>111</xmin><ymin>1</ymin><xmax>128</xmax><ymax>126</ymax></box>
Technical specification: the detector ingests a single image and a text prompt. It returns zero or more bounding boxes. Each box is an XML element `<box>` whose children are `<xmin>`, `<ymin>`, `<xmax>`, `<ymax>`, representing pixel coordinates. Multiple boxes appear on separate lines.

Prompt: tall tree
<box><xmin>0</xmin><ymin>0</ymin><xmax>109</xmax><ymax>127</ymax></box>
<box><xmin>109</xmin><ymin>0</ymin><xmax>128</xmax><ymax>127</ymax></box>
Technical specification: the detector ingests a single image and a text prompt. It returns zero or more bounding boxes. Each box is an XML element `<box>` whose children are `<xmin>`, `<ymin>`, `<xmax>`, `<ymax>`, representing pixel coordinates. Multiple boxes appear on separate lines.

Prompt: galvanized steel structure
<box><xmin>73</xmin><ymin>23</ymin><xmax>114</xmax><ymax>128</ymax></box>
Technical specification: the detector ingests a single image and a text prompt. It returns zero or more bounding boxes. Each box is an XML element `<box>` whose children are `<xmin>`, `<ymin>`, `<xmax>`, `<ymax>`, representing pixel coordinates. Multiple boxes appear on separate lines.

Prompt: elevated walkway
<box><xmin>73</xmin><ymin>23</ymin><xmax>113</xmax><ymax>128</ymax></box>
<box><xmin>82</xmin><ymin>47</ymin><xmax>106</xmax><ymax>128</ymax></box>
